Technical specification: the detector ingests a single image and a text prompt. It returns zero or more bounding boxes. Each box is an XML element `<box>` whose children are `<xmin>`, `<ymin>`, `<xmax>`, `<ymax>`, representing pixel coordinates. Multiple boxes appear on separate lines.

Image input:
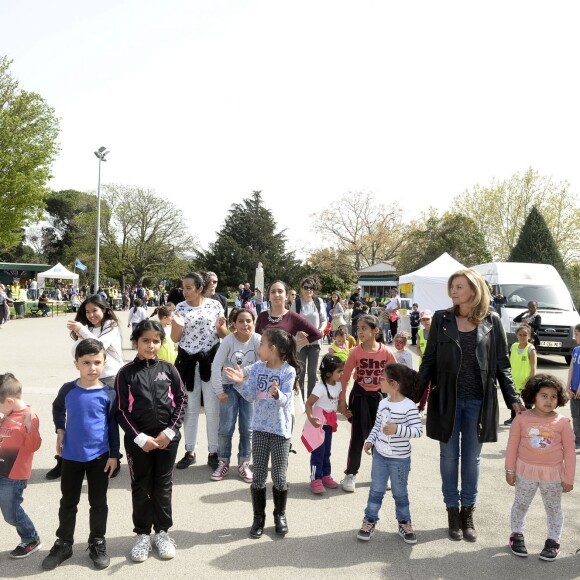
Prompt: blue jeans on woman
<box><xmin>364</xmin><ymin>453</ymin><xmax>411</xmax><ymax>523</ymax></box>
<box><xmin>218</xmin><ymin>385</ymin><xmax>253</xmax><ymax>464</ymax></box>
<box><xmin>0</xmin><ymin>478</ymin><xmax>38</xmax><ymax>542</ymax></box>
<box><xmin>439</xmin><ymin>398</ymin><xmax>483</xmax><ymax>509</ymax></box>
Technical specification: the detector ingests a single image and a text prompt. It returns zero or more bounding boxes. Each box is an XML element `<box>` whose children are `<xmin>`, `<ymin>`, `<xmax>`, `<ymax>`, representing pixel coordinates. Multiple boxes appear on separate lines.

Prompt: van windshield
<box><xmin>497</xmin><ymin>285</ymin><xmax>574</xmax><ymax>310</ymax></box>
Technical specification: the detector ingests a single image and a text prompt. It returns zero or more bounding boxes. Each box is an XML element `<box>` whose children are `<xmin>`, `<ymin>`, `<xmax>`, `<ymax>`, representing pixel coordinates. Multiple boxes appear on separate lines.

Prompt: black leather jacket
<box><xmin>419</xmin><ymin>309</ymin><xmax>520</xmax><ymax>443</ymax></box>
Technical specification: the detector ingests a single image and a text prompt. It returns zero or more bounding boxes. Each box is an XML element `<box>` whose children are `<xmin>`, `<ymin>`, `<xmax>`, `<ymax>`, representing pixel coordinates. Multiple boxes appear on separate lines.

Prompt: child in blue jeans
<box><xmin>357</xmin><ymin>363</ymin><xmax>422</xmax><ymax>544</ymax></box>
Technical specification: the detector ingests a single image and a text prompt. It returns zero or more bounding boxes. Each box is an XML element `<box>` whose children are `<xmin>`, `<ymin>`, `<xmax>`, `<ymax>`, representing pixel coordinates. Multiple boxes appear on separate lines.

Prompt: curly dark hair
<box><xmin>521</xmin><ymin>373</ymin><xmax>568</xmax><ymax>408</ymax></box>
<box><xmin>384</xmin><ymin>363</ymin><xmax>423</xmax><ymax>403</ymax></box>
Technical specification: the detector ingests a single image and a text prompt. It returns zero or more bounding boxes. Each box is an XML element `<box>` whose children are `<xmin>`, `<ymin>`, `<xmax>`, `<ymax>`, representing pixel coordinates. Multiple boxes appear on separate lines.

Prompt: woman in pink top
<box><xmin>505</xmin><ymin>374</ymin><xmax>575</xmax><ymax>562</ymax></box>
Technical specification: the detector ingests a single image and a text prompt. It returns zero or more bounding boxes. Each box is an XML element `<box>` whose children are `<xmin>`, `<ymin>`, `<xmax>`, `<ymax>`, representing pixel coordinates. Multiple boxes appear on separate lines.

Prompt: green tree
<box><xmin>304</xmin><ymin>247</ymin><xmax>357</xmax><ymax>296</ymax></box>
<box><xmin>508</xmin><ymin>206</ymin><xmax>566</xmax><ymax>273</ymax></box>
<box><xmin>100</xmin><ymin>184</ymin><xmax>195</xmax><ymax>287</ymax></box>
<box><xmin>0</xmin><ymin>56</ymin><xmax>60</xmax><ymax>248</ymax></box>
<box><xmin>396</xmin><ymin>209</ymin><xmax>492</xmax><ymax>273</ymax></box>
<box><xmin>41</xmin><ymin>189</ymin><xmax>100</xmax><ymax>264</ymax></box>
<box><xmin>196</xmin><ymin>191</ymin><xmax>303</xmax><ymax>290</ymax></box>
<box><xmin>313</xmin><ymin>192</ymin><xmax>406</xmax><ymax>272</ymax></box>
<box><xmin>456</xmin><ymin>168</ymin><xmax>580</xmax><ymax>263</ymax></box>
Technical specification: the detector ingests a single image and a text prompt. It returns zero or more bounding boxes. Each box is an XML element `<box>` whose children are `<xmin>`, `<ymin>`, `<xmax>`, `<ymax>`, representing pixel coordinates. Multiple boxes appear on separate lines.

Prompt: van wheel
<box><xmin>565</xmin><ymin>355</ymin><xmax>572</xmax><ymax>365</ymax></box>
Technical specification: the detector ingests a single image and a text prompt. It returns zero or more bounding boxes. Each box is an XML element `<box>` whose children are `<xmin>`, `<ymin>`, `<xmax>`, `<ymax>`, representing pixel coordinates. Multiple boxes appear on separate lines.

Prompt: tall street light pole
<box><xmin>94</xmin><ymin>146</ymin><xmax>109</xmax><ymax>293</ymax></box>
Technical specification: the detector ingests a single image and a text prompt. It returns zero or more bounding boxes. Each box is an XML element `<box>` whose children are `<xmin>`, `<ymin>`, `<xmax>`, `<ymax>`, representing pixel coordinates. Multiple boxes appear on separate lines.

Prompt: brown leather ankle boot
<box><xmin>447</xmin><ymin>507</ymin><xmax>463</xmax><ymax>541</ymax></box>
<box><xmin>461</xmin><ymin>505</ymin><xmax>477</xmax><ymax>542</ymax></box>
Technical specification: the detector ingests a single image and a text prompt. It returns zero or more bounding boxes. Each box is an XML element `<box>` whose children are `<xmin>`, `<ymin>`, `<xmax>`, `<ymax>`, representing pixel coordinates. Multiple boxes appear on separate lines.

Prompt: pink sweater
<box><xmin>505</xmin><ymin>410</ymin><xmax>576</xmax><ymax>485</ymax></box>
<box><xmin>339</xmin><ymin>343</ymin><xmax>395</xmax><ymax>401</ymax></box>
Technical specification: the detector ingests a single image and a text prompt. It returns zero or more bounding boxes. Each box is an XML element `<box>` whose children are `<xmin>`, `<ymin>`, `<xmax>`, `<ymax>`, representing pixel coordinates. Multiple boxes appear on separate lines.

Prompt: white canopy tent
<box><xmin>37</xmin><ymin>263</ymin><xmax>79</xmax><ymax>290</ymax></box>
<box><xmin>399</xmin><ymin>253</ymin><xmax>466</xmax><ymax>313</ymax></box>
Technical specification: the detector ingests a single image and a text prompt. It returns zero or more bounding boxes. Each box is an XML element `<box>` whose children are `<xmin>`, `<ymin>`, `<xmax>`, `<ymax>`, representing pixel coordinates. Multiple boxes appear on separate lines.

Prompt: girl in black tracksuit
<box><xmin>116</xmin><ymin>320</ymin><xmax>186</xmax><ymax>561</ymax></box>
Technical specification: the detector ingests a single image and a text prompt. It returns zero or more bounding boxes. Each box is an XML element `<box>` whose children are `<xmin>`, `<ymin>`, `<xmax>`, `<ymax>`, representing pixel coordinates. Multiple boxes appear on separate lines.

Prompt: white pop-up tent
<box><xmin>37</xmin><ymin>263</ymin><xmax>79</xmax><ymax>289</ymax></box>
<box><xmin>399</xmin><ymin>253</ymin><xmax>466</xmax><ymax>313</ymax></box>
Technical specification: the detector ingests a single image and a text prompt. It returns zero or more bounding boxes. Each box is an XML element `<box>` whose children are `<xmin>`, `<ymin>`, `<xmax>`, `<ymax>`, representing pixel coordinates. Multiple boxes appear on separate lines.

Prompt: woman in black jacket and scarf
<box><xmin>419</xmin><ymin>269</ymin><xmax>524</xmax><ymax>543</ymax></box>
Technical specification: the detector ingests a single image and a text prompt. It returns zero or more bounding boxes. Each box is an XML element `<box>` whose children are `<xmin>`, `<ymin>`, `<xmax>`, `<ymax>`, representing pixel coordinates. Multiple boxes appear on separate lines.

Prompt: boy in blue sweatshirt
<box><xmin>42</xmin><ymin>339</ymin><xmax>120</xmax><ymax>571</ymax></box>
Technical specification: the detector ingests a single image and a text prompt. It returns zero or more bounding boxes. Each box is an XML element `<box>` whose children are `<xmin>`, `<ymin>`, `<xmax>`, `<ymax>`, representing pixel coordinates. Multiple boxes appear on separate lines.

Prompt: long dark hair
<box><xmin>71</xmin><ymin>294</ymin><xmax>118</xmax><ymax>340</ymax></box>
<box><xmin>262</xmin><ymin>328</ymin><xmax>302</xmax><ymax>393</ymax></box>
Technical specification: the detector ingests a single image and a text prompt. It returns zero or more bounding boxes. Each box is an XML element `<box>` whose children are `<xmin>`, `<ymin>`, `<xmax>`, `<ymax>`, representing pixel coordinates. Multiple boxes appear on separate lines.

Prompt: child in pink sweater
<box><xmin>505</xmin><ymin>374</ymin><xmax>575</xmax><ymax>562</ymax></box>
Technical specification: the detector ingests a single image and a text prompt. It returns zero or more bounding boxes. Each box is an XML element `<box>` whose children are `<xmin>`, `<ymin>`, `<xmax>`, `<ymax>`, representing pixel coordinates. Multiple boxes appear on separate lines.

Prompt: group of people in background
<box><xmin>0</xmin><ymin>267</ymin><xmax>578</xmax><ymax>571</ymax></box>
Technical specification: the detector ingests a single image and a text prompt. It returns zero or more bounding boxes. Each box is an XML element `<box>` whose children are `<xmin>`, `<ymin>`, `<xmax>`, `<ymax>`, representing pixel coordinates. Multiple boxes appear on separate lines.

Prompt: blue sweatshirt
<box><xmin>242</xmin><ymin>361</ymin><xmax>295</xmax><ymax>438</ymax></box>
<box><xmin>53</xmin><ymin>380</ymin><xmax>120</xmax><ymax>462</ymax></box>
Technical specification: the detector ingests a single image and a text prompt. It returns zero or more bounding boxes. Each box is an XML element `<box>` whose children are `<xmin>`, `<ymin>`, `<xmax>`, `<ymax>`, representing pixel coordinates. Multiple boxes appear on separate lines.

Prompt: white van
<box><xmin>472</xmin><ymin>262</ymin><xmax>580</xmax><ymax>364</ymax></box>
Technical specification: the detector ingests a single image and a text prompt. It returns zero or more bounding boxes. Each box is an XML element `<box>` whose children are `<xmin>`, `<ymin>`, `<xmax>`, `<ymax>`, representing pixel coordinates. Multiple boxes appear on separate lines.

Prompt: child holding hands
<box><xmin>305</xmin><ymin>355</ymin><xmax>345</xmax><ymax>494</ymax></box>
<box><xmin>357</xmin><ymin>363</ymin><xmax>422</xmax><ymax>544</ymax></box>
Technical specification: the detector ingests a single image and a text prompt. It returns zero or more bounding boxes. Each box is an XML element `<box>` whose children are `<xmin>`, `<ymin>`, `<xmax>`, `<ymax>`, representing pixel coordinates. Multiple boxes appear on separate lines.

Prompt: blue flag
<box><xmin>75</xmin><ymin>258</ymin><xmax>87</xmax><ymax>271</ymax></box>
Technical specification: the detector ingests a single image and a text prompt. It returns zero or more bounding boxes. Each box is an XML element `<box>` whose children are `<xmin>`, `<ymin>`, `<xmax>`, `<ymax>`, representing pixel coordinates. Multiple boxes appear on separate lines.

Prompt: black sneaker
<box><xmin>207</xmin><ymin>453</ymin><xmax>219</xmax><ymax>471</ymax></box>
<box><xmin>41</xmin><ymin>539</ymin><xmax>73</xmax><ymax>570</ymax></box>
<box><xmin>87</xmin><ymin>537</ymin><xmax>110</xmax><ymax>570</ymax></box>
<box><xmin>45</xmin><ymin>456</ymin><xmax>62</xmax><ymax>480</ymax></box>
<box><xmin>175</xmin><ymin>453</ymin><xmax>196</xmax><ymax>469</ymax></box>
<box><xmin>357</xmin><ymin>518</ymin><xmax>375</xmax><ymax>541</ymax></box>
<box><xmin>398</xmin><ymin>521</ymin><xmax>417</xmax><ymax>544</ymax></box>
<box><xmin>504</xmin><ymin>417</ymin><xmax>513</xmax><ymax>426</ymax></box>
<box><xmin>509</xmin><ymin>533</ymin><xmax>528</xmax><ymax>557</ymax></box>
<box><xmin>9</xmin><ymin>537</ymin><xmax>42</xmax><ymax>559</ymax></box>
<box><xmin>539</xmin><ymin>538</ymin><xmax>560</xmax><ymax>561</ymax></box>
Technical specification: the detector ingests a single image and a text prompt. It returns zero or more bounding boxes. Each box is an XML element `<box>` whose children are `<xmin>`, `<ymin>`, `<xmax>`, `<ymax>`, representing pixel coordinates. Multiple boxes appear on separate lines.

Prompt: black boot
<box><xmin>460</xmin><ymin>505</ymin><xmax>477</xmax><ymax>542</ymax></box>
<box><xmin>250</xmin><ymin>486</ymin><xmax>266</xmax><ymax>539</ymax></box>
<box><xmin>272</xmin><ymin>487</ymin><xmax>288</xmax><ymax>535</ymax></box>
<box><xmin>46</xmin><ymin>455</ymin><xmax>63</xmax><ymax>480</ymax></box>
<box><xmin>447</xmin><ymin>507</ymin><xmax>463</xmax><ymax>541</ymax></box>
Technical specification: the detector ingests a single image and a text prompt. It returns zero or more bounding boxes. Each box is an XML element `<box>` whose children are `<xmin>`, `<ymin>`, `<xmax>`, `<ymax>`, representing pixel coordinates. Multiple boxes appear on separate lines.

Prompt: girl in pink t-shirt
<box><xmin>505</xmin><ymin>374</ymin><xmax>575</xmax><ymax>562</ymax></box>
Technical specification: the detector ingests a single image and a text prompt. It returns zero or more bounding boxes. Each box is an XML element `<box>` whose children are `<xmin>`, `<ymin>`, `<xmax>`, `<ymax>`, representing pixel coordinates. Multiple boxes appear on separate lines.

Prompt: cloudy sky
<box><xmin>2</xmin><ymin>1</ymin><xmax>579</xmax><ymax>257</ymax></box>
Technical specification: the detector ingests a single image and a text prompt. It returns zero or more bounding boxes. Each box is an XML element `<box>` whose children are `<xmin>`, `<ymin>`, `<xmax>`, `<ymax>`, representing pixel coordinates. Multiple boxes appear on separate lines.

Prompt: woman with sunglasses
<box><xmin>290</xmin><ymin>277</ymin><xmax>328</xmax><ymax>400</ymax></box>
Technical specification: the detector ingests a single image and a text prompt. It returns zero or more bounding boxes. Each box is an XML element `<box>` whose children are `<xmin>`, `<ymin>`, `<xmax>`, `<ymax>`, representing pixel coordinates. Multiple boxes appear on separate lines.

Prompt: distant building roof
<box><xmin>357</xmin><ymin>262</ymin><xmax>397</xmax><ymax>276</ymax></box>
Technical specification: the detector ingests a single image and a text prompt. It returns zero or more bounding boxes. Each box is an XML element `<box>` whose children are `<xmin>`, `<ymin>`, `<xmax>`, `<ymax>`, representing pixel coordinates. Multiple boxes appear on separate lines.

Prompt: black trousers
<box><xmin>345</xmin><ymin>383</ymin><xmax>383</xmax><ymax>476</ymax></box>
<box><xmin>57</xmin><ymin>453</ymin><xmax>110</xmax><ymax>544</ymax></box>
<box><xmin>125</xmin><ymin>434</ymin><xmax>179</xmax><ymax>535</ymax></box>
<box><xmin>411</xmin><ymin>326</ymin><xmax>419</xmax><ymax>345</ymax></box>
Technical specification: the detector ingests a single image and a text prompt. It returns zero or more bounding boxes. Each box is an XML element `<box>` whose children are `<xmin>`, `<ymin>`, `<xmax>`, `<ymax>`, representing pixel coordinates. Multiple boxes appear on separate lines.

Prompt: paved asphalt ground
<box><xmin>1</xmin><ymin>310</ymin><xmax>580</xmax><ymax>579</ymax></box>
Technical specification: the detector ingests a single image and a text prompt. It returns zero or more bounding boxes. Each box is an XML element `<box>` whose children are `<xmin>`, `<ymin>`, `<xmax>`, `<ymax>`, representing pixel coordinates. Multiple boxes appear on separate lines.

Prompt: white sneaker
<box><xmin>341</xmin><ymin>474</ymin><xmax>356</xmax><ymax>492</ymax></box>
<box><xmin>153</xmin><ymin>531</ymin><xmax>176</xmax><ymax>559</ymax></box>
<box><xmin>238</xmin><ymin>462</ymin><xmax>253</xmax><ymax>483</ymax></box>
<box><xmin>130</xmin><ymin>534</ymin><xmax>151</xmax><ymax>563</ymax></box>
<box><xmin>210</xmin><ymin>461</ymin><xmax>229</xmax><ymax>481</ymax></box>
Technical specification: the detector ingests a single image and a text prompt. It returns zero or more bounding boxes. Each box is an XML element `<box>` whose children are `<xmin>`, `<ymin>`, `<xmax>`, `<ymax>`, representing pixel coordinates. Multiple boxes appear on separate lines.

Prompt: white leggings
<box><xmin>183</xmin><ymin>367</ymin><xmax>219</xmax><ymax>454</ymax></box>
<box><xmin>511</xmin><ymin>475</ymin><xmax>563</xmax><ymax>542</ymax></box>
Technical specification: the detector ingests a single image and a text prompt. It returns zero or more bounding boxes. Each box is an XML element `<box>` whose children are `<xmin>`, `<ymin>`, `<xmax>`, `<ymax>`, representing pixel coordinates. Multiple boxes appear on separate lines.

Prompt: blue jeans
<box><xmin>364</xmin><ymin>453</ymin><xmax>411</xmax><ymax>523</ymax></box>
<box><xmin>439</xmin><ymin>398</ymin><xmax>483</xmax><ymax>508</ymax></box>
<box><xmin>218</xmin><ymin>385</ymin><xmax>253</xmax><ymax>463</ymax></box>
<box><xmin>0</xmin><ymin>477</ymin><xmax>38</xmax><ymax>542</ymax></box>
<box><xmin>310</xmin><ymin>425</ymin><xmax>333</xmax><ymax>479</ymax></box>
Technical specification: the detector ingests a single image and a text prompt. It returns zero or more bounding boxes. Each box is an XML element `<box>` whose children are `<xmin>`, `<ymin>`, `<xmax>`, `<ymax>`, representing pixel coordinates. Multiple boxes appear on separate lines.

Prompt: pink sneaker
<box><xmin>321</xmin><ymin>475</ymin><xmax>339</xmax><ymax>489</ymax></box>
<box><xmin>310</xmin><ymin>479</ymin><xmax>326</xmax><ymax>494</ymax></box>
